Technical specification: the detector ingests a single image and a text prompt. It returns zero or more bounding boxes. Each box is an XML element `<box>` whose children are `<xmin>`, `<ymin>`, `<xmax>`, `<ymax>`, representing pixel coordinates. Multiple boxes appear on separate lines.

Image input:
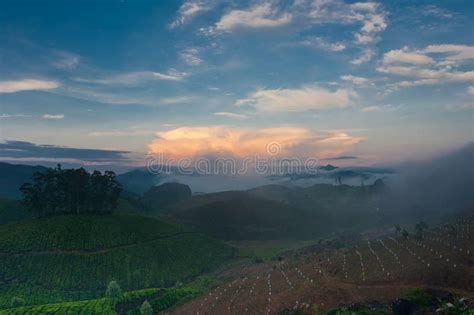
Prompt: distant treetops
<box><xmin>20</xmin><ymin>165</ymin><xmax>122</xmax><ymax>217</ymax></box>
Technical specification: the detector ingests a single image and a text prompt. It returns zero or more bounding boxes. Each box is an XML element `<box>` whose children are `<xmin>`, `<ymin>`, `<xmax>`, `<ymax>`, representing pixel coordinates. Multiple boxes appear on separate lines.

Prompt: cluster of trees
<box><xmin>394</xmin><ymin>221</ymin><xmax>429</xmax><ymax>240</ymax></box>
<box><xmin>20</xmin><ymin>165</ymin><xmax>122</xmax><ymax>217</ymax></box>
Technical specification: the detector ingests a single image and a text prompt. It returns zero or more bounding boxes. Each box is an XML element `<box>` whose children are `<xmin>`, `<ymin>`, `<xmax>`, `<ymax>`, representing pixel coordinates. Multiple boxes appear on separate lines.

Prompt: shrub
<box><xmin>139</xmin><ymin>299</ymin><xmax>153</xmax><ymax>315</ymax></box>
<box><xmin>10</xmin><ymin>296</ymin><xmax>25</xmax><ymax>308</ymax></box>
<box><xmin>405</xmin><ymin>288</ymin><xmax>433</xmax><ymax>309</ymax></box>
<box><xmin>105</xmin><ymin>280</ymin><xmax>122</xmax><ymax>304</ymax></box>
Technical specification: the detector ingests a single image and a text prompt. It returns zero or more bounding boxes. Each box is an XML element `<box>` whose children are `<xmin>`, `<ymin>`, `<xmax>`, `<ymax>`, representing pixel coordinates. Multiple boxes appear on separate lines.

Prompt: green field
<box><xmin>0</xmin><ymin>198</ymin><xmax>30</xmax><ymax>225</ymax></box>
<box><xmin>0</xmin><ymin>286</ymin><xmax>198</xmax><ymax>314</ymax></box>
<box><xmin>0</xmin><ymin>214</ymin><xmax>234</xmax><ymax>309</ymax></box>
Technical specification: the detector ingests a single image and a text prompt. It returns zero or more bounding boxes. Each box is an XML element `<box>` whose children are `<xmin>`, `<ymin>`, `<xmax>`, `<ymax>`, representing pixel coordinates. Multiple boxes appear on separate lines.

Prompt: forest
<box><xmin>19</xmin><ymin>165</ymin><xmax>122</xmax><ymax>217</ymax></box>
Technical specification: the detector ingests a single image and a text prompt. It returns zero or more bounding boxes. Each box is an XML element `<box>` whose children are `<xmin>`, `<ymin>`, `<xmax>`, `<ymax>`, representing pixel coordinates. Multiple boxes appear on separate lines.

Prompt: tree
<box><xmin>10</xmin><ymin>296</ymin><xmax>25</xmax><ymax>308</ymax></box>
<box><xmin>402</xmin><ymin>229</ymin><xmax>409</xmax><ymax>239</ymax></box>
<box><xmin>105</xmin><ymin>280</ymin><xmax>122</xmax><ymax>305</ymax></box>
<box><xmin>139</xmin><ymin>300</ymin><xmax>153</xmax><ymax>315</ymax></box>
<box><xmin>20</xmin><ymin>165</ymin><xmax>122</xmax><ymax>216</ymax></box>
<box><xmin>394</xmin><ymin>224</ymin><xmax>402</xmax><ymax>234</ymax></box>
<box><xmin>415</xmin><ymin>221</ymin><xmax>428</xmax><ymax>240</ymax></box>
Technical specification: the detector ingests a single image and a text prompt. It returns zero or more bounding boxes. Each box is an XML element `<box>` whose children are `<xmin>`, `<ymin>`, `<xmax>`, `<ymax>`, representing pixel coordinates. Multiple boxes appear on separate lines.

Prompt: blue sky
<box><xmin>0</xmin><ymin>0</ymin><xmax>473</xmax><ymax>167</ymax></box>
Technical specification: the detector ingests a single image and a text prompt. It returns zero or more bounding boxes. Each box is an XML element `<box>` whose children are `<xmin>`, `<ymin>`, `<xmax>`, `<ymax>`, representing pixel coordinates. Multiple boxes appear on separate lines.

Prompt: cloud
<box><xmin>325</xmin><ymin>155</ymin><xmax>358</xmax><ymax>160</ymax></box>
<box><xmin>421</xmin><ymin>44</ymin><xmax>474</xmax><ymax>63</ymax></box>
<box><xmin>0</xmin><ymin>113</ymin><xmax>64</xmax><ymax>120</ymax></box>
<box><xmin>180</xmin><ymin>47</ymin><xmax>203</xmax><ymax>66</ymax></box>
<box><xmin>467</xmin><ymin>86</ymin><xmax>474</xmax><ymax>95</ymax></box>
<box><xmin>0</xmin><ymin>140</ymin><xmax>130</xmax><ymax>162</ymax></box>
<box><xmin>340</xmin><ymin>75</ymin><xmax>373</xmax><ymax>86</ymax></box>
<box><xmin>419</xmin><ymin>5</ymin><xmax>453</xmax><ymax>19</ymax></box>
<box><xmin>383</xmin><ymin>48</ymin><xmax>434</xmax><ymax>65</ymax></box>
<box><xmin>74</xmin><ymin>69</ymin><xmax>187</xmax><ymax>85</ymax></box>
<box><xmin>378</xmin><ymin>66</ymin><xmax>474</xmax><ymax>82</ymax></box>
<box><xmin>169</xmin><ymin>1</ymin><xmax>211</xmax><ymax>29</ymax></box>
<box><xmin>378</xmin><ymin>44</ymin><xmax>474</xmax><ymax>88</ymax></box>
<box><xmin>391</xmin><ymin>79</ymin><xmax>440</xmax><ymax>88</ymax></box>
<box><xmin>0</xmin><ymin>114</ymin><xmax>32</xmax><ymax>119</ymax></box>
<box><xmin>42</xmin><ymin>114</ymin><xmax>65</xmax><ymax>120</ymax></box>
<box><xmin>360</xmin><ymin>104</ymin><xmax>398</xmax><ymax>112</ymax></box>
<box><xmin>0</xmin><ymin>79</ymin><xmax>60</xmax><ymax>93</ymax></box>
<box><xmin>215</xmin><ymin>3</ymin><xmax>291</xmax><ymax>31</ymax></box>
<box><xmin>213</xmin><ymin>112</ymin><xmax>248</xmax><ymax>119</ymax></box>
<box><xmin>445</xmin><ymin>103</ymin><xmax>474</xmax><ymax>112</ymax></box>
<box><xmin>159</xmin><ymin>96</ymin><xmax>193</xmax><ymax>105</ymax></box>
<box><xmin>299</xmin><ymin>36</ymin><xmax>346</xmax><ymax>52</ymax></box>
<box><xmin>351</xmin><ymin>48</ymin><xmax>375</xmax><ymax>65</ymax></box>
<box><xmin>295</xmin><ymin>0</ymin><xmax>386</xmax><ymax>61</ymax></box>
<box><xmin>148</xmin><ymin>126</ymin><xmax>363</xmax><ymax>160</ymax></box>
<box><xmin>239</xmin><ymin>85</ymin><xmax>355</xmax><ymax>112</ymax></box>
<box><xmin>88</xmin><ymin>130</ymin><xmax>154</xmax><ymax>137</ymax></box>
<box><xmin>51</xmin><ymin>51</ymin><xmax>80</xmax><ymax>69</ymax></box>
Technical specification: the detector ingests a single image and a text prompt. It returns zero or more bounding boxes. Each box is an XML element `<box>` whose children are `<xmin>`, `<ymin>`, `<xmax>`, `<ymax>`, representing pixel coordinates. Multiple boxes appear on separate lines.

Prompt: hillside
<box><xmin>164</xmin><ymin>182</ymin><xmax>391</xmax><ymax>241</ymax></box>
<box><xmin>171</xmin><ymin>196</ymin><xmax>314</xmax><ymax>240</ymax></box>
<box><xmin>173</xmin><ymin>216</ymin><xmax>474</xmax><ymax>314</ymax></box>
<box><xmin>0</xmin><ymin>198</ymin><xmax>30</xmax><ymax>225</ymax></box>
<box><xmin>0</xmin><ymin>214</ymin><xmax>234</xmax><ymax>309</ymax></box>
<box><xmin>0</xmin><ymin>163</ymin><xmax>48</xmax><ymax>199</ymax></box>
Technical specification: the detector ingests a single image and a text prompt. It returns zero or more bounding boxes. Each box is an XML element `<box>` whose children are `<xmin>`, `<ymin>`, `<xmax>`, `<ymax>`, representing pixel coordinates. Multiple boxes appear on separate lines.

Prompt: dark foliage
<box><xmin>19</xmin><ymin>165</ymin><xmax>122</xmax><ymax>216</ymax></box>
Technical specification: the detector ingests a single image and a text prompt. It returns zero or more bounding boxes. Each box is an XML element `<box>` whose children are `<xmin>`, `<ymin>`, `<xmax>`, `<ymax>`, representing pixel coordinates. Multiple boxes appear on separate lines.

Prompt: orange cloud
<box><xmin>148</xmin><ymin>126</ymin><xmax>363</xmax><ymax>160</ymax></box>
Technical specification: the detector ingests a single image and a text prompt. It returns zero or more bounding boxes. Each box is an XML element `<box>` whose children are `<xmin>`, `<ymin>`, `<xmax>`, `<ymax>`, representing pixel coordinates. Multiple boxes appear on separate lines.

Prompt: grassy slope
<box><xmin>171</xmin><ymin>196</ymin><xmax>314</xmax><ymax>240</ymax></box>
<box><xmin>0</xmin><ymin>198</ymin><xmax>30</xmax><ymax>225</ymax></box>
<box><xmin>0</xmin><ymin>214</ymin><xmax>234</xmax><ymax>309</ymax></box>
<box><xmin>0</xmin><ymin>287</ymin><xmax>197</xmax><ymax>315</ymax></box>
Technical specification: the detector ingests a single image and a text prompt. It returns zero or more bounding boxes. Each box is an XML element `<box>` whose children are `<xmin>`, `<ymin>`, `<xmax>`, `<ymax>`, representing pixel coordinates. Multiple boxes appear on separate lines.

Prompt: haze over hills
<box><xmin>0</xmin><ymin>143</ymin><xmax>472</xmax><ymax>313</ymax></box>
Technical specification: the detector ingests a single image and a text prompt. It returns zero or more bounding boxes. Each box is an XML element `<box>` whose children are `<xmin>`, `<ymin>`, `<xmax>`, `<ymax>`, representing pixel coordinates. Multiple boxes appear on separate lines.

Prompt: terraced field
<box><xmin>0</xmin><ymin>214</ymin><xmax>234</xmax><ymax>309</ymax></box>
<box><xmin>171</xmin><ymin>216</ymin><xmax>474</xmax><ymax>314</ymax></box>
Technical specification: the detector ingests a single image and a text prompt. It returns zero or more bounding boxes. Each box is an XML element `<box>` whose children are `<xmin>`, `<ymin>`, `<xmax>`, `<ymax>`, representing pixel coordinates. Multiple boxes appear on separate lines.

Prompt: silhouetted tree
<box><xmin>415</xmin><ymin>221</ymin><xmax>428</xmax><ymax>240</ymax></box>
<box><xmin>394</xmin><ymin>224</ymin><xmax>402</xmax><ymax>234</ymax></box>
<box><xmin>20</xmin><ymin>165</ymin><xmax>122</xmax><ymax>217</ymax></box>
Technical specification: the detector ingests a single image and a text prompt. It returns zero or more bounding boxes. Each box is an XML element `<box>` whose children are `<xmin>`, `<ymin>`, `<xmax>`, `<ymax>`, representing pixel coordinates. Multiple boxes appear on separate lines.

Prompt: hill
<box><xmin>0</xmin><ymin>198</ymin><xmax>30</xmax><ymax>224</ymax></box>
<box><xmin>0</xmin><ymin>163</ymin><xmax>48</xmax><ymax>198</ymax></box>
<box><xmin>170</xmin><ymin>196</ymin><xmax>315</xmax><ymax>240</ymax></box>
<box><xmin>0</xmin><ymin>214</ymin><xmax>234</xmax><ymax>309</ymax></box>
<box><xmin>173</xmin><ymin>215</ymin><xmax>474</xmax><ymax>314</ymax></box>
<box><xmin>116</xmin><ymin>169</ymin><xmax>158</xmax><ymax>195</ymax></box>
<box><xmin>161</xmin><ymin>181</ymin><xmax>393</xmax><ymax>241</ymax></box>
<box><xmin>141</xmin><ymin>183</ymin><xmax>192</xmax><ymax>211</ymax></box>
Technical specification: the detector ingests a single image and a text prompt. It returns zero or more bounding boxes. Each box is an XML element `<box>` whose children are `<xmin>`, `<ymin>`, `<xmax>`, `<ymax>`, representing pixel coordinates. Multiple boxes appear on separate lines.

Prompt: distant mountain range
<box><xmin>115</xmin><ymin>164</ymin><xmax>395</xmax><ymax>195</ymax></box>
<box><xmin>0</xmin><ymin>162</ymin><xmax>48</xmax><ymax>198</ymax></box>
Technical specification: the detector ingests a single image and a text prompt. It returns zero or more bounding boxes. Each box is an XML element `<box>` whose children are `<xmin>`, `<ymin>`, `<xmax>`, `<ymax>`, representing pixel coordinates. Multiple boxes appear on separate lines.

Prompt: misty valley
<box><xmin>0</xmin><ymin>143</ymin><xmax>473</xmax><ymax>314</ymax></box>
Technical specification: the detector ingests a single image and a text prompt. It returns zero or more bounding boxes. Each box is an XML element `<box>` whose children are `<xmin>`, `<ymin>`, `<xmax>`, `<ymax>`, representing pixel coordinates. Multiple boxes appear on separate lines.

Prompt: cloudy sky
<box><xmin>0</xmin><ymin>0</ymin><xmax>473</xmax><ymax>167</ymax></box>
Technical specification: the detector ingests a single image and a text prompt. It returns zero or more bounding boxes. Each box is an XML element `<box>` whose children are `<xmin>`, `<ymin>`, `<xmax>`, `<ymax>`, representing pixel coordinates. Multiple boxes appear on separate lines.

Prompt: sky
<box><xmin>0</xmin><ymin>0</ymin><xmax>473</xmax><ymax>169</ymax></box>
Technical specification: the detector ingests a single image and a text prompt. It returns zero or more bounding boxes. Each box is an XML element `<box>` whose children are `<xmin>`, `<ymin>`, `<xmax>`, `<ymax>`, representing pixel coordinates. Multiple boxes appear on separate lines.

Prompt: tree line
<box><xmin>20</xmin><ymin>165</ymin><xmax>122</xmax><ymax>217</ymax></box>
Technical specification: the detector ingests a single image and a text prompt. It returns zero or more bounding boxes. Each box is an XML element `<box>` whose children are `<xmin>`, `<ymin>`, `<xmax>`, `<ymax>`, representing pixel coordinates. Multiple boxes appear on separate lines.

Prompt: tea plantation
<box><xmin>0</xmin><ymin>214</ymin><xmax>234</xmax><ymax>309</ymax></box>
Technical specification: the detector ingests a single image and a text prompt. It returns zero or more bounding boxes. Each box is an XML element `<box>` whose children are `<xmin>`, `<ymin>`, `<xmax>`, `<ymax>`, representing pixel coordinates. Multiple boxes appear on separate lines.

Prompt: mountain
<box><xmin>162</xmin><ymin>180</ymin><xmax>391</xmax><ymax>240</ymax></box>
<box><xmin>115</xmin><ymin>164</ymin><xmax>395</xmax><ymax>195</ymax></box>
<box><xmin>0</xmin><ymin>214</ymin><xmax>234</xmax><ymax>309</ymax></box>
<box><xmin>116</xmin><ymin>168</ymin><xmax>159</xmax><ymax>195</ymax></box>
<box><xmin>141</xmin><ymin>183</ymin><xmax>192</xmax><ymax>211</ymax></box>
<box><xmin>0</xmin><ymin>162</ymin><xmax>48</xmax><ymax>198</ymax></box>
